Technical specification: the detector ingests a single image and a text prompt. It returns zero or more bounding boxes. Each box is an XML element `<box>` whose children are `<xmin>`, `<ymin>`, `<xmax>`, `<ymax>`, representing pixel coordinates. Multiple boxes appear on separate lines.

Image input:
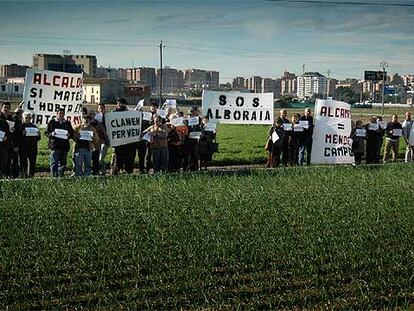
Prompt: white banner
<box><xmin>311</xmin><ymin>99</ymin><xmax>354</xmax><ymax>164</ymax></box>
<box><xmin>22</xmin><ymin>69</ymin><xmax>83</xmax><ymax>128</ymax></box>
<box><xmin>202</xmin><ymin>90</ymin><xmax>273</xmax><ymax>125</ymax></box>
<box><xmin>105</xmin><ymin>110</ymin><xmax>141</xmax><ymax>147</ymax></box>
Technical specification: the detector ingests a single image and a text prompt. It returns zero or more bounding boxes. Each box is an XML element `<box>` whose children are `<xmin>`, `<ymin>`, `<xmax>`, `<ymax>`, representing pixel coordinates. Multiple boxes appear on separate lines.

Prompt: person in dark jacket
<box><xmin>298</xmin><ymin>108</ymin><xmax>314</xmax><ymax>165</ymax></box>
<box><xmin>184</xmin><ymin>106</ymin><xmax>201</xmax><ymax>171</ymax></box>
<box><xmin>269</xmin><ymin>117</ymin><xmax>286</xmax><ymax>168</ymax></box>
<box><xmin>198</xmin><ymin>117</ymin><xmax>216</xmax><ymax>170</ymax></box>
<box><xmin>137</xmin><ymin>102</ymin><xmax>157</xmax><ymax>173</ymax></box>
<box><xmin>289</xmin><ymin>113</ymin><xmax>303</xmax><ymax>166</ymax></box>
<box><xmin>45</xmin><ymin>108</ymin><xmax>75</xmax><ymax>177</ymax></box>
<box><xmin>279</xmin><ymin>109</ymin><xmax>290</xmax><ymax>166</ymax></box>
<box><xmin>19</xmin><ymin>112</ymin><xmax>41</xmax><ymax>177</ymax></box>
<box><xmin>0</xmin><ymin>102</ymin><xmax>11</xmax><ymax>177</ymax></box>
<box><xmin>365</xmin><ymin>116</ymin><xmax>382</xmax><ymax>164</ymax></box>
<box><xmin>351</xmin><ymin>120</ymin><xmax>366</xmax><ymax>165</ymax></box>
<box><xmin>0</xmin><ymin>102</ymin><xmax>21</xmax><ymax>177</ymax></box>
<box><xmin>383</xmin><ymin>114</ymin><xmax>402</xmax><ymax>163</ymax></box>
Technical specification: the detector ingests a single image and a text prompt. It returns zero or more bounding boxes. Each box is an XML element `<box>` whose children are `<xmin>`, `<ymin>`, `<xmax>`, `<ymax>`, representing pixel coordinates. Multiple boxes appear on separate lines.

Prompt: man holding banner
<box><xmin>45</xmin><ymin>108</ymin><xmax>75</xmax><ymax>177</ymax></box>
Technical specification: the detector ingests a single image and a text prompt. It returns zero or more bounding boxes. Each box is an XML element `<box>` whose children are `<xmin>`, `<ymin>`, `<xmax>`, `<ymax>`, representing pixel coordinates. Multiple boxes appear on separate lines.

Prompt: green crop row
<box><xmin>1</xmin><ymin>164</ymin><xmax>414</xmax><ymax>309</ymax></box>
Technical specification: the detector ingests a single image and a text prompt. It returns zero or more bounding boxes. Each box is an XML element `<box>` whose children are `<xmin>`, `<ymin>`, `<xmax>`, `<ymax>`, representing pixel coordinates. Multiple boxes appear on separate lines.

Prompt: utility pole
<box><xmin>159</xmin><ymin>41</ymin><xmax>163</xmax><ymax>107</ymax></box>
<box><xmin>302</xmin><ymin>64</ymin><xmax>305</xmax><ymax>75</ymax></box>
<box><xmin>326</xmin><ymin>69</ymin><xmax>331</xmax><ymax>99</ymax></box>
<box><xmin>380</xmin><ymin>60</ymin><xmax>388</xmax><ymax>116</ymax></box>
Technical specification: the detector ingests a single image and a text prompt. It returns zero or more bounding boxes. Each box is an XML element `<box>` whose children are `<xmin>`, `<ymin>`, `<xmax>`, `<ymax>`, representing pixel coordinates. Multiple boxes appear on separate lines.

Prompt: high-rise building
<box><xmin>127</xmin><ymin>67</ymin><xmax>156</xmax><ymax>90</ymax></box>
<box><xmin>261</xmin><ymin>78</ymin><xmax>281</xmax><ymax>98</ymax></box>
<box><xmin>403</xmin><ymin>75</ymin><xmax>414</xmax><ymax>87</ymax></box>
<box><xmin>297</xmin><ymin>72</ymin><xmax>327</xmax><ymax>99</ymax></box>
<box><xmin>0</xmin><ymin>64</ymin><xmax>29</xmax><ymax>78</ymax></box>
<box><xmin>97</xmin><ymin>67</ymin><xmax>128</xmax><ymax>81</ymax></box>
<box><xmin>156</xmin><ymin>67</ymin><xmax>184</xmax><ymax>93</ymax></box>
<box><xmin>247</xmin><ymin>76</ymin><xmax>263</xmax><ymax>93</ymax></box>
<box><xmin>33</xmin><ymin>54</ymin><xmax>97</xmax><ymax>77</ymax></box>
<box><xmin>232</xmin><ymin>77</ymin><xmax>245</xmax><ymax>90</ymax></box>
<box><xmin>280</xmin><ymin>71</ymin><xmax>297</xmax><ymax>95</ymax></box>
<box><xmin>184</xmin><ymin>69</ymin><xmax>219</xmax><ymax>90</ymax></box>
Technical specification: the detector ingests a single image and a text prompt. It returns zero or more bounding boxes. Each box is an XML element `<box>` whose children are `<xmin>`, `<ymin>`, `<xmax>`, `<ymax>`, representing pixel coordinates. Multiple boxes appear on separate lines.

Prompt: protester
<box><xmin>19</xmin><ymin>112</ymin><xmax>41</xmax><ymax>177</ymax></box>
<box><xmin>289</xmin><ymin>113</ymin><xmax>302</xmax><ymax>166</ymax></box>
<box><xmin>298</xmin><ymin>108</ymin><xmax>314</xmax><ymax>165</ymax></box>
<box><xmin>167</xmin><ymin>115</ymin><xmax>182</xmax><ymax>172</ymax></box>
<box><xmin>198</xmin><ymin>117</ymin><xmax>216</xmax><ymax>170</ymax></box>
<box><xmin>351</xmin><ymin>120</ymin><xmax>366</xmax><ymax>165</ymax></box>
<box><xmin>402</xmin><ymin>111</ymin><xmax>414</xmax><ymax>163</ymax></box>
<box><xmin>45</xmin><ymin>108</ymin><xmax>75</xmax><ymax>177</ymax></box>
<box><xmin>9</xmin><ymin>107</ymin><xmax>23</xmax><ymax>177</ymax></box>
<box><xmin>111</xmin><ymin>98</ymin><xmax>136</xmax><ymax>175</ymax></box>
<box><xmin>383</xmin><ymin>114</ymin><xmax>402</xmax><ymax>163</ymax></box>
<box><xmin>88</xmin><ymin>110</ymin><xmax>107</xmax><ymax>175</ymax></box>
<box><xmin>137</xmin><ymin>101</ymin><xmax>157</xmax><ymax>173</ymax></box>
<box><xmin>0</xmin><ymin>103</ymin><xmax>11</xmax><ymax>177</ymax></box>
<box><xmin>279</xmin><ymin>109</ymin><xmax>290</xmax><ymax>166</ymax></box>
<box><xmin>377</xmin><ymin>116</ymin><xmax>385</xmax><ymax>161</ymax></box>
<box><xmin>96</xmin><ymin>103</ymin><xmax>110</xmax><ymax>175</ymax></box>
<box><xmin>0</xmin><ymin>102</ymin><xmax>20</xmax><ymax>177</ymax></box>
<box><xmin>73</xmin><ymin>115</ymin><xmax>99</xmax><ymax>176</ymax></box>
<box><xmin>143</xmin><ymin>115</ymin><xmax>169</xmax><ymax>173</ymax></box>
<box><xmin>269</xmin><ymin>117</ymin><xmax>285</xmax><ymax>168</ymax></box>
<box><xmin>365</xmin><ymin>116</ymin><xmax>382</xmax><ymax>164</ymax></box>
<box><xmin>185</xmin><ymin>106</ymin><xmax>202</xmax><ymax>171</ymax></box>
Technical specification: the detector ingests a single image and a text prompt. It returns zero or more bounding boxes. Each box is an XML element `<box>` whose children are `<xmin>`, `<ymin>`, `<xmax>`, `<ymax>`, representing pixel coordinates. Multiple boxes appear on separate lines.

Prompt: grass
<box><xmin>1</xmin><ymin>165</ymin><xmax>414</xmax><ymax>309</ymax></box>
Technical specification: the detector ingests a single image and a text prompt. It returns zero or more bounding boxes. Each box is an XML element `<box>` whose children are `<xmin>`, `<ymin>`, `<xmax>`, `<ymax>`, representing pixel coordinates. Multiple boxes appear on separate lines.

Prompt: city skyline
<box><xmin>1</xmin><ymin>0</ymin><xmax>413</xmax><ymax>82</ymax></box>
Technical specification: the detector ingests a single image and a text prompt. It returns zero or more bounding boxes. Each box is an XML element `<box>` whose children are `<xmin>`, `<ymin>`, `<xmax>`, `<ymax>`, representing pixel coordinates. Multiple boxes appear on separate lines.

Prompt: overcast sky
<box><xmin>0</xmin><ymin>0</ymin><xmax>413</xmax><ymax>82</ymax></box>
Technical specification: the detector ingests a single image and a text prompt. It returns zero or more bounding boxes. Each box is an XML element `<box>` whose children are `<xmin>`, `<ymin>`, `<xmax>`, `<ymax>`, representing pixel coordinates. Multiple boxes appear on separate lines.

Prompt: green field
<box><xmin>1</xmin><ymin>165</ymin><xmax>414</xmax><ymax>309</ymax></box>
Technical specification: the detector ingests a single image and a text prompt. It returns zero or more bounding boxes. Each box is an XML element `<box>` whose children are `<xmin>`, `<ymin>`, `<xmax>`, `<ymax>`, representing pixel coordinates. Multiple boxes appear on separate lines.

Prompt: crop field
<box><xmin>1</xmin><ymin>164</ymin><xmax>414</xmax><ymax>309</ymax></box>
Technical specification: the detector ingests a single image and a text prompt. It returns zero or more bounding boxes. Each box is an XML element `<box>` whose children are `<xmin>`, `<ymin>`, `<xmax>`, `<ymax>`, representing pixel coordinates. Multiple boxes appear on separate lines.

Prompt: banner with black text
<box><xmin>202</xmin><ymin>91</ymin><xmax>273</xmax><ymax>125</ymax></box>
<box><xmin>105</xmin><ymin>110</ymin><xmax>142</xmax><ymax>147</ymax></box>
<box><xmin>22</xmin><ymin>69</ymin><xmax>83</xmax><ymax>128</ymax></box>
<box><xmin>311</xmin><ymin>99</ymin><xmax>354</xmax><ymax>164</ymax></box>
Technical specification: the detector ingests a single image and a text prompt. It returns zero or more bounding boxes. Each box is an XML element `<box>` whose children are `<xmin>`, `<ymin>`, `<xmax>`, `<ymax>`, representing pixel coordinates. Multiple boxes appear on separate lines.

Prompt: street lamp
<box><xmin>380</xmin><ymin>61</ymin><xmax>388</xmax><ymax>116</ymax></box>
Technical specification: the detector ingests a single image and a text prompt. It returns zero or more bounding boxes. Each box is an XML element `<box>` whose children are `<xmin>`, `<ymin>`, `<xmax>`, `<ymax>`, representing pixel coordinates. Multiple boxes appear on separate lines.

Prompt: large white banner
<box><xmin>311</xmin><ymin>99</ymin><xmax>354</xmax><ymax>164</ymax></box>
<box><xmin>105</xmin><ymin>110</ymin><xmax>141</xmax><ymax>147</ymax></box>
<box><xmin>202</xmin><ymin>90</ymin><xmax>273</xmax><ymax>125</ymax></box>
<box><xmin>22</xmin><ymin>69</ymin><xmax>83</xmax><ymax>128</ymax></box>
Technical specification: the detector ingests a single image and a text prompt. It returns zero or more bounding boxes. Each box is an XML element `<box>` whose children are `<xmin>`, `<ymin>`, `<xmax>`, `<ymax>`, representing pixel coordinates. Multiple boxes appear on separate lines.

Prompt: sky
<box><xmin>0</xmin><ymin>0</ymin><xmax>413</xmax><ymax>82</ymax></box>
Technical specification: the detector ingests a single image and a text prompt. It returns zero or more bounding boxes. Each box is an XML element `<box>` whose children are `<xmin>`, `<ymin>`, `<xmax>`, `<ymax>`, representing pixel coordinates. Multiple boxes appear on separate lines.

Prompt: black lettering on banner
<box><xmin>252</xmin><ymin>97</ymin><xmax>260</xmax><ymax>107</ymax></box>
<box><xmin>265</xmin><ymin>111</ymin><xmax>270</xmax><ymax>121</ymax></box>
<box><xmin>67</xmin><ymin>105</ymin><xmax>73</xmax><ymax>112</ymax></box>
<box><xmin>234</xmin><ymin>110</ymin><xmax>241</xmax><ymax>120</ymax></box>
<box><xmin>30</xmin><ymin>87</ymin><xmax>37</xmax><ymax>98</ymax></box>
<box><xmin>219</xmin><ymin>95</ymin><xmax>226</xmax><ymax>106</ymax></box>
<box><xmin>235</xmin><ymin>97</ymin><xmax>244</xmax><ymax>107</ymax></box>
<box><xmin>331</xmin><ymin>148</ymin><xmax>337</xmax><ymax>157</ymax></box>
<box><xmin>206</xmin><ymin>109</ymin><xmax>214</xmax><ymax>119</ymax></box>
<box><xmin>54</xmin><ymin>90</ymin><xmax>63</xmax><ymax>100</ymax></box>
<box><xmin>324</xmin><ymin>148</ymin><xmax>330</xmax><ymax>157</ymax></box>
<box><xmin>243</xmin><ymin>110</ymin><xmax>249</xmax><ymax>120</ymax></box>
<box><xmin>224</xmin><ymin>110</ymin><xmax>231</xmax><ymax>119</ymax></box>
<box><xmin>27</xmin><ymin>100</ymin><xmax>34</xmax><ymax>110</ymax></box>
<box><xmin>251</xmin><ymin>111</ymin><xmax>257</xmax><ymax>121</ymax></box>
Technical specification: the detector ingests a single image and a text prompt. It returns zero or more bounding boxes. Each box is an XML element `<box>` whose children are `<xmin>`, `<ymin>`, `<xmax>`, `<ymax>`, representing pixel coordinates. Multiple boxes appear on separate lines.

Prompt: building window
<box><xmin>1</xmin><ymin>85</ymin><xmax>5</xmax><ymax>92</ymax></box>
<box><xmin>14</xmin><ymin>85</ymin><xmax>19</xmax><ymax>92</ymax></box>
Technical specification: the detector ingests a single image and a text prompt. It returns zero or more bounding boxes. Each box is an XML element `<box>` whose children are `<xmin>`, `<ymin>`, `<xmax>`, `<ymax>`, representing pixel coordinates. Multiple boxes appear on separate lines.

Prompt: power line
<box><xmin>265</xmin><ymin>0</ymin><xmax>414</xmax><ymax>7</ymax></box>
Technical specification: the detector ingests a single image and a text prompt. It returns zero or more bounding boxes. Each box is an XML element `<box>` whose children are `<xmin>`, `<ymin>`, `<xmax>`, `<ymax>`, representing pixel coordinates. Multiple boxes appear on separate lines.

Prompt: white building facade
<box><xmin>297</xmin><ymin>72</ymin><xmax>327</xmax><ymax>99</ymax></box>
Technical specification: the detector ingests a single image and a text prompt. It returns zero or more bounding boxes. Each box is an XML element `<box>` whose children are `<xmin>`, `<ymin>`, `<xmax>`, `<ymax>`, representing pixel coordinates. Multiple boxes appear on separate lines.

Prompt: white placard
<box><xmin>393</xmin><ymin>128</ymin><xmax>402</xmax><ymax>137</ymax></box>
<box><xmin>293</xmin><ymin>124</ymin><xmax>304</xmax><ymax>132</ymax></box>
<box><xmin>25</xmin><ymin>127</ymin><xmax>39</xmax><ymax>137</ymax></box>
<box><xmin>202</xmin><ymin>90</ymin><xmax>273</xmax><ymax>125</ymax></box>
<box><xmin>204</xmin><ymin>122</ymin><xmax>217</xmax><ymax>132</ymax></box>
<box><xmin>189</xmin><ymin>131</ymin><xmax>202</xmax><ymax>139</ymax></box>
<box><xmin>188</xmin><ymin>117</ymin><xmax>200</xmax><ymax>127</ymax></box>
<box><xmin>53</xmin><ymin>128</ymin><xmax>68</xmax><ymax>140</ymax></box>
<box><xmin>368</xmin><ymin>123</ymin><xmax>379</xmax><ymax>131</ymax></box>
<box><xmin>22</xmin><ymin>69</ymin><xmax>83</xmax><ymax>128</ymax></box>
<box><xmin>299</xmin><ymin>120</ymin><xmax>309</xmax><ymax>129</ymax></box>
<box><xmin>105</xmin><ymin>110</ymin><xmax>141</xmax><ymax>147</ymax></box>
<box><xmin>142</xmin><ymin>112</ymin><xmax>152</xmax><ymax>121</ymax></box>
<box><xmin>271</xmin><ymin>130</ymin><xmax>279</xmax><ymax>143</ymax></box>
<box><xmin>6</xmin><ymin>120</ymin><xmax>15</xmax><ymax>132</ymax></box>
<box><xmin>164</xmin><ymin>99</ymin><xmax>177</xmax><ymax>108</ymax></box>
<box><xmin>79</xmin><ymin>130</ymin><xmax>94</xmax><ymax>141</ymax></box>
<box><xmin>0</xmin><ymin>130</ymin><xmax>5</xmax><ymax>142</ymax></box>
<box><xmin>172</xmin><ymin>117</ymin><xmax>184</xmax><ymax>127</ymax></box>
<box><xmin>311</xmin><ymin>99</ymin><xmax>354</xmax><ymax>164</ymax></box>
<box><xmin>95</xmin><ymin>113</ymin><xmax>103</xmax><ymax>123</ymax></box>
<box><xmin>135</xmin><ymin>99</ymin><xmax>145</xmax><ymax>110</ymax></box>
<box><xmin>378</xmin><ymin>121</ymin><xmax>387</xmax><ymax>129</ymax></box>
<box><xmin>156</xmin><ymin>109</ymin><xmax>167</xmax><ymax>119</ymax></box>
<box><xmin>143</xmin><ymin>132</ymin><xmax>151</xmax><ymax>143</ymax></box>
<box><xmin>356</xmin><ymin>128</ymin><xmax>366</xmax><ymax>137</ymax></box>
<box><xmin>283</xmin><ymin>123</ymin><xmax>292</xmax><ymax>131</ymax></box>
<box><xmin>409</xmin><ymin>125</ymin><xmax>414</xmax><ymax>146</ymax></box>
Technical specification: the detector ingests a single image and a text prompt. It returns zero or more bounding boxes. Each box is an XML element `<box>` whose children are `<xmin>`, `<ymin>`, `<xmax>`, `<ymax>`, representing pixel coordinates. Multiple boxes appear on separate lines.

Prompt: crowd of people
<box><xmin>0</xmin><ymin>99</ymin><xmax>217</xmax><ymax>178</ymax></box>
<box><xmin>266</xmin><ymin>108</ymin><xmax>414</xmax><ymax>167</ymax></box>
<box><xmin>1</xmin><ymin>99</ymin><xmax>414</xmax><ymax>179</ymax></box>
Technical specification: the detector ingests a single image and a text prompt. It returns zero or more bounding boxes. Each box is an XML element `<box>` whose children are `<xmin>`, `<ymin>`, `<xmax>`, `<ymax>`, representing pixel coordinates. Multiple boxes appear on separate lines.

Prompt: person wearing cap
<box><xmin>111</xmin><ymin>98</ymin><xmax>136</xmax><ymax>175</ymax></box>
<box><xmin>73</xmin><ymin>115</ymin><xmax>99</xmax><ymax>176</ymax></box>
<box><xmin>19</xmin><ymin>112</ymin><xmax>41</xmax><ymax>177</ymax></box>
<box><xmin>0</xmin><ymin>102</ymin><xmax>11</xmax><ymax>177</ymax></box>
<box><xmin>45</xmin><ymin>108</ymin><xmax>75</xmax><ymax>177</ymax></box>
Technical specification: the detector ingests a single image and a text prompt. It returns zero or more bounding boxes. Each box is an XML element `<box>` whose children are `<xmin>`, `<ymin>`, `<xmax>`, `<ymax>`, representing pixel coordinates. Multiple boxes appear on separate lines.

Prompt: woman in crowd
<box><xmin>269</xmin><ymin>117</ymin><xmax>285</xmax><ymax>168</ymax></box>
<box><xmin>288</xmin><ymin>113</ymin><xmax>302</xmax><ymax>166</ymax></box>
<box><xmin>143</xmin><ymin>115</ymin><xmax>169</xmax><ymax>173</ymax></box>
<box><xmin>351</xmin><ymin>120</ymin><xmax>366</xmax><ymax>165</ymax></box>
<box><xmin>365</xmin><ymin>116</ymin><xmax>382</xmax><ymax>164</ymax></box>
<box><xmin>167</xmin><ymin>114</ymin><xmax>182</xmax><ymax>172</ymax></box>
<box><xmin>198</xmin><ymin>117</ymin><xmax>216</xmax><ymax>170</ymax></box>
<box><xmin>19</xmin><ymin>112</ymin><xmax>41</xmax><ymax>177</ymax></box>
